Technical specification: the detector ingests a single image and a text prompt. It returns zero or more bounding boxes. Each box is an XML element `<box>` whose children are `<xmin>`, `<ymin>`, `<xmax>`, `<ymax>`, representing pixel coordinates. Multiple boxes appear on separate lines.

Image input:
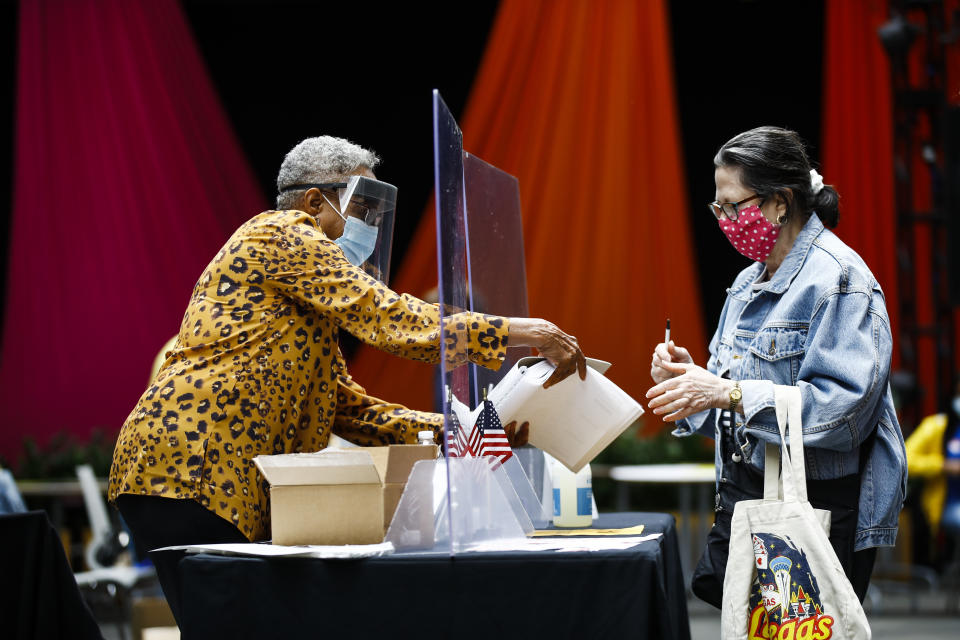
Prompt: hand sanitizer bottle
<box><xmin>549</xmin><ymin>455</ymin><xmax>593</xmax><ymax>527</ymax></box>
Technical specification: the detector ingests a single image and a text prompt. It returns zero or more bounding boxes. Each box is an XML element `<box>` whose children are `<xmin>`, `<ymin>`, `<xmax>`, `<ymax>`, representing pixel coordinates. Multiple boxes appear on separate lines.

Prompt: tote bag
<box><xmin>721</xmin><ymin>385</ymin><xmax>870</xmax><ymax>640</ymax></box>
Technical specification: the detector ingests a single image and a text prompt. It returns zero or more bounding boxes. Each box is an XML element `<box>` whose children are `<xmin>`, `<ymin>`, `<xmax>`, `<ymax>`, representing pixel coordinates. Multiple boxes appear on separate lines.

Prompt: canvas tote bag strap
<box><xmin>773</xmin><ymin>385</ymin><xmax>808</xmax><ymax>503</ymax></box>
<box><xmin>763</xmin><ymin>443</ymin><xmax>781</xmax><ymax>501</ymax></box>
<box><xmin>762</xmin><ymin>391</ymin><xmax>797</xmax><ymax>502</ymax></box>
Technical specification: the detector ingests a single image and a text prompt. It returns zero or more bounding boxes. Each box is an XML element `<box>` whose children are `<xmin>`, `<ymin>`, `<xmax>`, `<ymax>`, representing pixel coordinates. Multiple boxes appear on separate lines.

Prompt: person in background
<box><xmin>905</xmin><ymin>377</ymin><xmax>960</xmax><ymax>567</ymax></box>
<box><xmin>109</xmin><ymin>136</ymin><xmax>585</xmax><ymax>622</ymax></box>
<box><xmin>645</xmin><ymin>126</ymin><xmax>907</xmax><ymax>606</ymax></box>
<box><xmin>0</xmin><ymin>466</ymin><xmax>27</xmax><ymax>514</ymax></box>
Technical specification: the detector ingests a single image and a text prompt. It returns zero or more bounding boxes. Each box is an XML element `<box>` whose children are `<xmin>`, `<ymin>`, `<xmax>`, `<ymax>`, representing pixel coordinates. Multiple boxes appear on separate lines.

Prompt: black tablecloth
<box><xmin>0</xmin><ymin>511</ymin><xmax>103</xmax><ymax>640</ymax></box>
<box><xmin>159</xmin><ymin>512</ymin><xmax>689</xmax><ymax>640</ymax></box>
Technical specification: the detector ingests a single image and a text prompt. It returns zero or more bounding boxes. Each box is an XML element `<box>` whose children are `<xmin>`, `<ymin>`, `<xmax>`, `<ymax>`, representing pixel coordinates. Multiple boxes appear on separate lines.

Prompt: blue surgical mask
<box><xmin>334</xmin><ymin>216</ymin><xmax>379</xmax><ymax>267</ymax></box>
<box><xmin>322</xmin><ymin>193</ymin><xmax>379</xmax><ymax>267</ymax></box>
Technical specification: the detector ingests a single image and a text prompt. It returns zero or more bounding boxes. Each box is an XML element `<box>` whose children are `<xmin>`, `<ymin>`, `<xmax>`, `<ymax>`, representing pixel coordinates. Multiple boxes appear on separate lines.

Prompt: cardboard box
<box><xmin>254</xmin><ymin>445</ymin><xmax>437</xmax><ymax>546</ymax></box>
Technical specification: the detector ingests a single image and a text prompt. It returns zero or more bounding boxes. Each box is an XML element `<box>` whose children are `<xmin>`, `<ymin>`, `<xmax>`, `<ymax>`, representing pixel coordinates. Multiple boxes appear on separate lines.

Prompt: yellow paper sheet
<box><xmin>530</xmin><ymin>524</ymin><xmax>645</xmax><ymax>537</ymax></box>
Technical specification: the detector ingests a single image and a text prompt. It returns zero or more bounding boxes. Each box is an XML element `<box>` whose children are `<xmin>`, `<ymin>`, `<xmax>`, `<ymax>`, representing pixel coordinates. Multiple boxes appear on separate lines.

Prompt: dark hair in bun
<box><xmin>714</xmin><ymin>126</ymin><xmax>839</xmax><ymax>228</ymax></box>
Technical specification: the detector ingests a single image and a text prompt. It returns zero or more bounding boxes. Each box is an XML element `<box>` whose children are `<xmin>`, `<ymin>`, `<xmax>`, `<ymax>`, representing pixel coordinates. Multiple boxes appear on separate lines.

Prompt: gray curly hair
<box><xmin>275</xmin><ymin>136</ymin><xmax>380</xmax><ymax>209</ymax></box>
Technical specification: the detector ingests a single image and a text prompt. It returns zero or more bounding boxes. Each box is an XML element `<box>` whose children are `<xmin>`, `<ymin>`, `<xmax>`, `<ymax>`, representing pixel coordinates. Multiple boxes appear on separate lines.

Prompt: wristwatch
<box><xmin>728</xmin><ymin>381</ymin><xmax>742</xmax><ymax>413</ymax></box>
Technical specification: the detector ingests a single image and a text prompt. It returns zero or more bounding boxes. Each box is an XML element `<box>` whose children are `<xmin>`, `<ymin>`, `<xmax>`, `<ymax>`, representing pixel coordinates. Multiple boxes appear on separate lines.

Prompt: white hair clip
<box><xmin>810</xmin><ymin>169</ymin><xmax>825</xmax><ymax>195</ymax></box>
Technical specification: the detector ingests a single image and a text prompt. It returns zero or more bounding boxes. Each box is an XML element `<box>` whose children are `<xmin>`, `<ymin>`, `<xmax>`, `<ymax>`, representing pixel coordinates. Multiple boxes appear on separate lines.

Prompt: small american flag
<box><xmin>445</xmin><ymin>410</ymin><xmax>461</xmax><ymax>457</ymax></box>
<box><xmin>456</xmin><ymin>415</ymin><xmax>474</xmax><ymax>457</ymax></box>
<box><xmin>474</xmin><ymin>399</ymin><xmax>513</xmax><ymax>463</ymax></box>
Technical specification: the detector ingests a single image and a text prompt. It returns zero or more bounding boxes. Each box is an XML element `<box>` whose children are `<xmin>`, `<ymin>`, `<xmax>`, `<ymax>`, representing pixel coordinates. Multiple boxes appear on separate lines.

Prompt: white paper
<box><xmin>448</xmin><ymin>393</ymin><xmax>476</xmax><ymax>431</ymax></box>
<box><xmin>462</xmin><ymin>533</ymin><xmax>662</xmax><ymax>553</ymax></box>
<box><xmin>485</xmin><ymin>357</ymin><xmax>644</xmax><ymax>472</ymax></box>
<box><xmin>156</xmin><ymin>541</ymin><xmax>395</xmax><ymax>559</ymax></box>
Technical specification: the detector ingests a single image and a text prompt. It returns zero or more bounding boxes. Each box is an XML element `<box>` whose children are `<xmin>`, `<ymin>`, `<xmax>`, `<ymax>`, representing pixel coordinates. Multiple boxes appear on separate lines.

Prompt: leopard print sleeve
<box><xmin>332</xmin><ymin>370</ymin><xmax>444</xmax><ymax>446</ymax></box>
<box><xmin>265</xmin><ymin>213</ymin><xmax>510</xmax><ymax>370</ymax></box>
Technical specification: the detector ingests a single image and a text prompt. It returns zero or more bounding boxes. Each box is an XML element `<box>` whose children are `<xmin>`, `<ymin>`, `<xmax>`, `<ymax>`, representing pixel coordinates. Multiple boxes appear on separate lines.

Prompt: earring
<box><xmin>777</xmin><ymin>213</ymin><xmax>788</xmax><ymax>225</ymax></box>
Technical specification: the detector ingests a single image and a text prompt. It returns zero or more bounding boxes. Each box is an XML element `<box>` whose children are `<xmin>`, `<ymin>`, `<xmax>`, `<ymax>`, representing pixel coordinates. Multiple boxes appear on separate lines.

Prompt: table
<box><xmin>19</xmin><ymin>480</ymin><xmax>94</xmax><ymax>531</ymax></box>
<box><xmin>156</xmin><ymin>512</ymin><xmax>690</xmax><ymax>640</ymax></box>
<box><xmin>609</xmin><ymin>463</ymin><xmax>716</xmax><ymax>582</ymax></box>
<box><xmin>18</xmin><ymin>477</ymin><xmax>111</xmax><ymax>567</ymax></box>
<box><xmin>0</xmin><ymin>511</ymin><xmax>103</xmax><ymax>640</ymax></box>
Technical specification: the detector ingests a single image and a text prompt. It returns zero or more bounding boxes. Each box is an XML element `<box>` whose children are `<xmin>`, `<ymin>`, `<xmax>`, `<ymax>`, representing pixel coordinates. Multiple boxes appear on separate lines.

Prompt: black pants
<box><xmin>692</xmin><ymin>429</ymin><xmax>877</xmax><ymax>608</ymax></box>
<box><xmin>115</xmin><ymin>494</ymin><xmax>248</xmax><ymax>627</ymax></box>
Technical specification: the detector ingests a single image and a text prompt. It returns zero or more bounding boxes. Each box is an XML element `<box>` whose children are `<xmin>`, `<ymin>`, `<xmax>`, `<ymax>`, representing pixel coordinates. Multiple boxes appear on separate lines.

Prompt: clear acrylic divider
<box><xmin>462</xmin><ymin>151</ymin><xmax>550</xmax><ymax>524</ymax></box>
<box><xmin>387</xmin><ymin>91</ymin><xmax>531</xmax><ymax>554</ymax></box>
<box><xmin>498</xmin><ymin>456</ymin><xmax>550</xmax><ymax>527</ymax></box>
<box><xmin>437</xmin><ymin>458</ymin><xmax>533</xmax><ymax>552</ymax></box>
<box><xmin>462</xmin><ymin>152</ymin><xmax>532</xmax><ymax>396</ymax></box>
<box><xmin>384</xmin><ymin>459</ymin><xmax>437</xmax><ymax>551</ymax></box>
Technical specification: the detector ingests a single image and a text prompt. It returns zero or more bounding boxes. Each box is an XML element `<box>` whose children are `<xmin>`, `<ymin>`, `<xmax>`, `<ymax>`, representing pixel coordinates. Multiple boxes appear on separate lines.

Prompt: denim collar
<box><xmin>749</xmin><ymin>213</ymin><xmax>825</xmax><ymax>295</ymax></box>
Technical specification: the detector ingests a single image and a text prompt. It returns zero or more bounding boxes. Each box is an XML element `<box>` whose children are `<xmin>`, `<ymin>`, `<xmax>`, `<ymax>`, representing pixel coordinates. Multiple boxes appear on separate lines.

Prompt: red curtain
<box><xmin>823</xmin><ymin>0</ymin><xmax>960</xmax><ymax>421</ymax></box>
<box><xmin>349</xmin><ymin>0</ymin><xmax>707</xmax><ymax>429</ymax></box>
<box><xmin>0</xmin><ymin>0</ymin><xmax>266</xmax><ymax>458</ymax></box>
<box><xmin>947</xmin><ymin>0</ymin><xmax>960</xmax><ymax>387</ymax></box>
<box><xmin>821</xmin><ymin>1</ymin><xmax>899</xmax><ymax>352</ymax></box>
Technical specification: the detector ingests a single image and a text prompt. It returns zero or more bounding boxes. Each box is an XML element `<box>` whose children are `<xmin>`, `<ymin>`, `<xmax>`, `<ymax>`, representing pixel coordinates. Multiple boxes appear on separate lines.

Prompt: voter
<box><xmin>646</xmin><ymin>126</ymin><xmax>907</xmax><ymax>606</ymax></box>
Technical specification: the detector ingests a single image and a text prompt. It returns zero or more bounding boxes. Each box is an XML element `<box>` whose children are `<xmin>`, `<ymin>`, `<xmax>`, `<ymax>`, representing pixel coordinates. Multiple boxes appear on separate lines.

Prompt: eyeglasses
<box><xmin>283</xmin><ymin>182</ymin><xmax>384</xmax><ymax>225</ymax></box>
<box><xmin>342</xmin><ymin>196</ymin><xmax>374</xmax><ymax>221</ymax></box>
<box><xmin>707</xmin><ymin>194</ymin><xmax>765</xmax><ymax>222</ymax></box>
<box><xmin>354</xmin><ymin>201</ymin><xmax>384</xmax><ymax>226</ymax></box>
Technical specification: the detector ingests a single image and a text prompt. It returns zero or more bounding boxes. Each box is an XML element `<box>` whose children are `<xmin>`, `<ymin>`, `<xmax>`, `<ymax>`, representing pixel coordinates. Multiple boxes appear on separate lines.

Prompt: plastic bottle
<box><xmin>550</xmin><ymin>458</ymin><xmax>593</xmax><ymax>527</ymax></box>
<box><xmin>417</xmin><ymin>430</ymin><xmax>439</xmax><ymax>458</ymax></box>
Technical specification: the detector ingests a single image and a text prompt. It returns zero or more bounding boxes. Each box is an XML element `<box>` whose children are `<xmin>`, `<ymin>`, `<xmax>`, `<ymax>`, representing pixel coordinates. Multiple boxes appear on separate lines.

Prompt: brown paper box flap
<box><xmin>366</xmin><ymin>445</ymin><xmax>438</xmax><ymax>484</ymax></box>
<box><xmin>382</xmin><ymin>482</ymin><xmax>406</xmax><ymax>532</ymax></box>
<box><xmin>254</xmin><ymin>450</ymin><xmax>380</xmax><ymax>486</ymax></box>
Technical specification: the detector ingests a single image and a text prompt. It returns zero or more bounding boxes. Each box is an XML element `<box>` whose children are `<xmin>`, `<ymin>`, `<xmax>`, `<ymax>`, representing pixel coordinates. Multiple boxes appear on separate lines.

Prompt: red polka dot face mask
<box><xmin>716</xmin><ymin>204</ymin><xmax>780</xmax><ymax>263</ymax></box>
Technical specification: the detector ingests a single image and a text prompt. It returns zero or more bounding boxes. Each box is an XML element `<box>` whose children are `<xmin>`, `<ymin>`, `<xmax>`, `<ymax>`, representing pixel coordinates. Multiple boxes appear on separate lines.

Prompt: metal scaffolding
<box><xmin>881</xmin><ymin>1</ymin><xmax>957</xmax><ymax>430</ymax></box>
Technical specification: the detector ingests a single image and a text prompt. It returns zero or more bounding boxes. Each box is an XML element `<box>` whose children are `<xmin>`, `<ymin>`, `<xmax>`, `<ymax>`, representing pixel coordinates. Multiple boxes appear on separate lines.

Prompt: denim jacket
<box><xmin>674</xmin><ymin>214</ymin><xmax>907</xmax><ymax>550</ymax></box>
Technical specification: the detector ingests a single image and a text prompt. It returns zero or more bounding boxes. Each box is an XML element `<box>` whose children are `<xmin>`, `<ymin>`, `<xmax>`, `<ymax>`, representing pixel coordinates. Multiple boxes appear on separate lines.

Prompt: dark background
<box><xmin>669</xmin><ymin>1</ymin><xmax>823</xmax><ymax>325</ymax></box>
<box><xmin>0</xmin><ymin>0</ymin><xmax>824</xmax><ymax>338</ymax></box>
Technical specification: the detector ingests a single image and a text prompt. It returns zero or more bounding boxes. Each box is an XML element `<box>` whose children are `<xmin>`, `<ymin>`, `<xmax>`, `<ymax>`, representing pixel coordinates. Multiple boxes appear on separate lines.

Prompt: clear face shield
<box><xmin>327</xmin><ymin>176</ymin><xmax>397</xmax><ymax>284</ymax></box>
<box><xmin>281</xmin><ymin>175</ymin><xmax>397</xmax><ymax>284</ymax></box>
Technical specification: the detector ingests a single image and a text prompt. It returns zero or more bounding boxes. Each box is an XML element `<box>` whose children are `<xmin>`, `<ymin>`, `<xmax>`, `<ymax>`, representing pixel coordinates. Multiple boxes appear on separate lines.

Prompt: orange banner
<box><xmin>349</xmin><ymin>0</ymin><xmax>707</xmax><ymax>431</ymax></box>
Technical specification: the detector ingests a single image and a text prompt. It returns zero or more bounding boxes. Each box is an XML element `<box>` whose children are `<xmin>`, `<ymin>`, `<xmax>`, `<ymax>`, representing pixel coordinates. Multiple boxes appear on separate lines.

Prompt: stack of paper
<box><xmin>454</xmin><ymin>357</ymin><xmax>644</xmax><ymax>472</ymax></box>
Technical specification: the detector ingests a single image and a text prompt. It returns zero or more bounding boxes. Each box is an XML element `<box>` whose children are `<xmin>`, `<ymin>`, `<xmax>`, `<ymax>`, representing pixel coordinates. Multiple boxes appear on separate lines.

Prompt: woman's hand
<box><xmin>650</xmin><ymin>340</ymin><xmax>694</xmax><ymax>384</ymax></box>
<box><xmin>645</xmin><ymin>360</ymin><xmax>733</xmax><ymax>422</ymax></box>
<box><xmin>504</xmin><ymin>420</ymin><xmax>530</xmax><ymax>448</ymax></box>
<box><xmin>509</xmin><ymin>318</ymin><xmax>587</xmax><ymax>388</ymax></box>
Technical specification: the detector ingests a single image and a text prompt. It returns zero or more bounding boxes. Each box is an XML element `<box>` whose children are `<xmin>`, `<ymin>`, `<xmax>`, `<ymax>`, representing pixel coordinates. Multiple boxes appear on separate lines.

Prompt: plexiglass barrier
<box><xmin>462</xmin><ymin>151</ymin><xmax>532</xmax><ymax>398</ymax></box>
<box><xmin>462</xmin><ymin>153</ymin><xmax>549</xmax><ymax>514</ymax></box>
<box><xmin>387</xmin><ymin>91</ymin><xmax>554</xmax><ymax>553</ymax></box>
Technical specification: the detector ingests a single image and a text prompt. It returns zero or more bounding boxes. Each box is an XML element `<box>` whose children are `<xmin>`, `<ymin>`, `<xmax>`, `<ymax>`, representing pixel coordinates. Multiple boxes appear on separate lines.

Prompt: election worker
<box><xmin>645</xmin><ymin>126</ymin><xmax>907</xmax><ymax>606</ymax></box>
<box><xmin>109</xmin><ymin>136</ymin><xmax>585</xmax><ymax>620</ymax></box>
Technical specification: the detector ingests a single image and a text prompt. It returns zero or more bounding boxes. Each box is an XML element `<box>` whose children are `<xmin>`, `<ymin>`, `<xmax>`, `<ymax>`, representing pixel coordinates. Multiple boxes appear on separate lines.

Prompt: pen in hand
<box><xmin>663</xmin><ymin>319</ymin><xmax>673</xmax><ymax>370</ymax></box>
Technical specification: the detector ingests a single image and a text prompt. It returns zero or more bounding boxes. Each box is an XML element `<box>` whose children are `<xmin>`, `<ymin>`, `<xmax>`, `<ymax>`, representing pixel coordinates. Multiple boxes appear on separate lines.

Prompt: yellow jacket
<box><xmin>109</xmin><ymin>210</ymin><xmax>510</xmax><ymax>540</ymax></box>
<box><xmin>905</xmin><ymin>413</ymin><xmax>949</xmax><ymax>532</ymax></box>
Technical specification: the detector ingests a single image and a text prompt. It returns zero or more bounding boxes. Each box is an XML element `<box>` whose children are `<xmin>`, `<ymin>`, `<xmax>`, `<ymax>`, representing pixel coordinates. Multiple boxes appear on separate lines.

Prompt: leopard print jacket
<box><xmin>108</xmin><ymin>210</ymin><xmax>509</xmax><ymax>540</ymax></box>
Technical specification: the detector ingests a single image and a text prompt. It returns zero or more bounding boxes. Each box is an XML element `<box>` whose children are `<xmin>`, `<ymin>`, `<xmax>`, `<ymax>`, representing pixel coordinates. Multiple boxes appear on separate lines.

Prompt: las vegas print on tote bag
<box><xmin>721</xmin><ymin>386</ymin><xmax>870</xmax><ymax>640</ymax></box>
